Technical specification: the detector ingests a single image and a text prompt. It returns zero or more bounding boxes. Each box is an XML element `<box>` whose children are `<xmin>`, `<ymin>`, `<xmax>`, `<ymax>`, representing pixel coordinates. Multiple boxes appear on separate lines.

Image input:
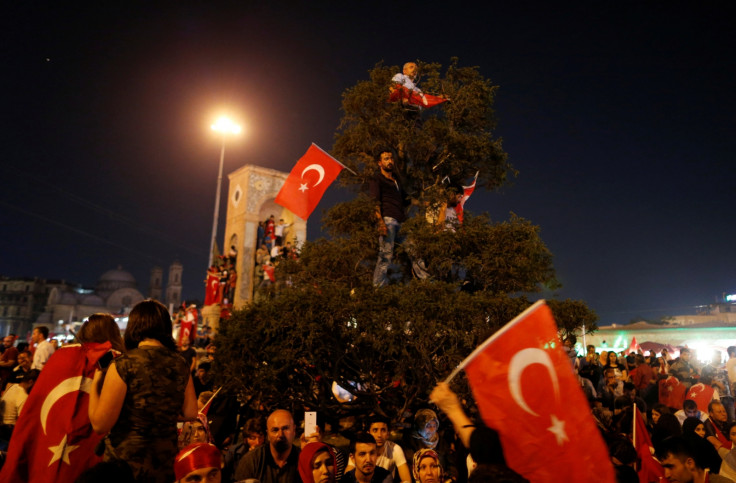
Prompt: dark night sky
<box><xmin>1</xmin><ymin>2</ymin><xmax>734</xmax><ymax>324</ymax></box>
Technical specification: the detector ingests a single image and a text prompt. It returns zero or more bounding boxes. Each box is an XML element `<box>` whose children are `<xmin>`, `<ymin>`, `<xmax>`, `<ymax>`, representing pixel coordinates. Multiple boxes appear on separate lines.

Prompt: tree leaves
<box><xmin>214</xmin><ymin>59</ymin><xmax>598</xmax><ymax>424</ymax></box>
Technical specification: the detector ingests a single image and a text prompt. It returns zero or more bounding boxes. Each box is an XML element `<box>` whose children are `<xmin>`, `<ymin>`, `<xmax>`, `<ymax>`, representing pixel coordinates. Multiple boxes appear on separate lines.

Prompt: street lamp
<box><xmin>208</xmin><ymin>116</ymin><xmax>241</xmax><ymax>267</ymax></box>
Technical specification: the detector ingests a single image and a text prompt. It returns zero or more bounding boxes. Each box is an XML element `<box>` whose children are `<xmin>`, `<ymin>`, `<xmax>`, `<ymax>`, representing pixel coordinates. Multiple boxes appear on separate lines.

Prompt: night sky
<box><xmin>2</xmin><ymin>2</ymin><xmax>734</xmax><ymax>324</ymax></box>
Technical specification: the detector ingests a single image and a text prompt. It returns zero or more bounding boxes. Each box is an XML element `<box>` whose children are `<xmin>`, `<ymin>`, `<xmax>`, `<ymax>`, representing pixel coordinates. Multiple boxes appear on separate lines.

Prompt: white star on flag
<box><xmin>547</xmin><ymin>414</ymin><xmax>568</xmax><ymax>445</ymax></box>
<box><xmin>298</xmin><ymin>183</ymin><xmax>309</xmax><ymax>192</ymax></box>
<box><xmin>48</xmin><ymin>434</ymin><xmax>79</xmax><ymax>466</ymax></box>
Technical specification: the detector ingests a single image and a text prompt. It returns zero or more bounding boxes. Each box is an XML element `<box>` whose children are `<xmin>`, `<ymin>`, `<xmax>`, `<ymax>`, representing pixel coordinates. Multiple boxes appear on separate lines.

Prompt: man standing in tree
<box><xmin>371</xmin><ymin>148</ymin><xmax>427</xmax><ymax>287</ymax></box>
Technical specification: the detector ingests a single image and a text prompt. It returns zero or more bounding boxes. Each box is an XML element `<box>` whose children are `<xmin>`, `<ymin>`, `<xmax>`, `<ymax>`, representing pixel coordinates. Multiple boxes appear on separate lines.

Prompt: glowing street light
<box><xmin>208</xmin><ymin>116</ymin><xmax>241</xmax><ymax>267</ymax></box>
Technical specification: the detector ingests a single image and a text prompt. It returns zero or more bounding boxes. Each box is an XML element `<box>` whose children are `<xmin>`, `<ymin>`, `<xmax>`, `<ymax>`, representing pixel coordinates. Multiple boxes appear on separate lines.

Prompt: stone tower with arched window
<box><xmin>166</xmin><ymin>261</ymin><xmax>183</xmax><ymax>309</ymax></box>
<box><xmin>149</xmin><ymin>266</ymin><xmax>163</xmax><ymax>301</ymax></box>
<box><xmin>221</xmin><ymin>165</ymin><xmax>307</xmax><ymax>308</ymax></box>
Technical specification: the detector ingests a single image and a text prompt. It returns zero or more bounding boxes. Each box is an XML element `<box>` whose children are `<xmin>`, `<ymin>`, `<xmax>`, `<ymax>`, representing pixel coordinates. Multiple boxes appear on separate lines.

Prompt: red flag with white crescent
<box><xmin>274</xmin><ymin>144</ymin><xmax>344</xmax><ymax>220</ymax></box>
<box><xmin>460</xmin><ymin>300</ymin><xmax>615</xmax><ymax>482</ymax></box>
<box><xmin>659</xmin><ymin>376</ymin><xmax>687</xmax><ymax>409</ymax></box>
<box><xmin>685</xmin><ymin>382</ymin><xmax>716</xmax><ymax>413</ymax></box>
<box><xmin>455</xmin><ymin>171</ymin><xmax>478</xmax><ymax>224</ymax></box>
<box><xmin>0</xmin><ymin>342</ymin><xmax>113</xmax><ymax>482</ymax></box>
<box><xmin>204</xmin><ymin>270</ymin><xmax>221</xmax><ymax>306</ymax></box>
<box><xmin>388</xmin><ymin>85</ymin><xmax>448</xmax><ymax>108</ymax></box>
<box><xmin>633</xmin><ymin>405</ymin><xmax>664</xmax><ymax>483</ymax></box>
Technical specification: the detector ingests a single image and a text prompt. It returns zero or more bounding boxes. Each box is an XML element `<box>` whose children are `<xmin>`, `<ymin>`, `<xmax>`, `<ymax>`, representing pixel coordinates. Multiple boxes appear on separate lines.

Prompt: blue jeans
<box><xmin>373</xmin><ymin>217</ymin><xmax>428</xmax><ymax>287</ymax></box>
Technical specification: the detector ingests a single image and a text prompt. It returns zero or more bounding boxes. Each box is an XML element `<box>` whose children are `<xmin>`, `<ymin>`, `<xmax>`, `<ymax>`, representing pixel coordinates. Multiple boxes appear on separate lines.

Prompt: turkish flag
<box><xmin>179</xmin><ymin>319</ymin><xmax>193</xmax><ymax>346</ymax></box>
<box><xmin>455</xmin><ymin>171</ymin><xmax>478</xmax><ymax>224</ymax></box>
<box><xmin>388</xmin><ymin>85</ymin><xmax>449</xmax><ymax>108</ymax></box>
<box><xmin>659</xmin><ymin>376</ymin><xmax>687</xmax><ymax>409</ymax></box>
<box><xmin>633</xmin><ymin>405</ymin><xmax>664</xmax><ymax>483</ymax></box>
<box><xmin>462</xmin><ymin>300</ymin><xmax>615</xmax><ymax>482</ymax></box>
<box><xmin>275</xmin><ymin>144</ymin><xmax>344</xmax><ymax>220</ymax></box>
<box><xmin>628</xmin><ymin>336</ymin><xmax>642</xmax><ymax>354</ymax></box>
<box><xmin>685</xmin><ymin>382</ymin><xmax>715</xmax><ymax>413</ymax></box>
<box><xmin>0</xmin><ymin>342</ymin><xmax>112</xmax><ymax>482</ymax></box>
<box><xmin>204</xmin><ymin>270</ymin><xmax>222</xmax><ymax>306</ymax></box>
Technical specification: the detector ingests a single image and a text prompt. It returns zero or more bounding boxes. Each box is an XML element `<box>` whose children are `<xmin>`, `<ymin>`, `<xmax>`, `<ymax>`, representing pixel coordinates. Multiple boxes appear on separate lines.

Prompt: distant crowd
<box><xmin>565</xmin><ymin>335</ymin><xmax>736</xmax><ymax>482</ymax></box>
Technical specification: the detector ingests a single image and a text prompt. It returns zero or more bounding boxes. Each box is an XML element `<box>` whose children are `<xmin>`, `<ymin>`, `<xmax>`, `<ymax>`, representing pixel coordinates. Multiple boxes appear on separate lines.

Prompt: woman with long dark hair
<box><xmin>89</xmin><ymin>299</ymin><xmax>197</xmax><ymax>483</ymax></box>
<box><xmin>603</xmin><ymin>351</ymin><xmax>628</xmax><ymax>382</ymax></box>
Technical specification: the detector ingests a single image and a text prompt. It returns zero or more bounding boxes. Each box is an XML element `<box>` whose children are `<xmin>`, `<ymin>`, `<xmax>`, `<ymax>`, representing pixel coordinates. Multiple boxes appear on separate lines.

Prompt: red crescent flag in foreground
<box><xmin>275</xmin><ymin>144</ymin><xmax>344</xmax><ymax>220</ymax></box>
<box><xmin>455</xmin><ymin>300</ymin><xmax>615</xmax><ymax>482</ymax></box>
<box><xmin>0</xmin><ymin>342</ymin><xmax>112</xmax><ymax>482</ymax></box>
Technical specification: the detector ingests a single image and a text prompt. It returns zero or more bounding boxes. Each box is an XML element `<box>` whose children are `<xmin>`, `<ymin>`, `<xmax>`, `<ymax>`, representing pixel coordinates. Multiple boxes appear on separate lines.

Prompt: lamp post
<box><xmin>208</xmin><ymin>116</ymin><xmax>241</xmax><ymax>268</ymax></box>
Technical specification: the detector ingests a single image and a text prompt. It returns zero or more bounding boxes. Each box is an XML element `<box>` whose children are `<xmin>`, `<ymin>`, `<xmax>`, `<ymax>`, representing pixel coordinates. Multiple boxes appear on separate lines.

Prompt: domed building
<box><xmin>37</xmin><ymin>266</ymin><xmax>146</xmax><ymax>327</ymax></box>
<box><xmin>96</xmin><ymin>267</ymin><xmax>138</xmax><ymax>299</ymax></box>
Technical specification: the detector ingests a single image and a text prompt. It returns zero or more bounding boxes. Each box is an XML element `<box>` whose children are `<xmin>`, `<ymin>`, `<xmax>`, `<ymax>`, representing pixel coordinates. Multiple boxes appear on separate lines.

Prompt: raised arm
<box><xmin>429</xmin><ymin>382</ymin><xmax>474</xmax><ymax>449</ymax></box>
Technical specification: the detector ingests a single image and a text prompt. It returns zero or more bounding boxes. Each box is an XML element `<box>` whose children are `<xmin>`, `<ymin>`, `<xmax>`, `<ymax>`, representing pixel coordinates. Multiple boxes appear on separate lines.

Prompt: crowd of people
<box><xmin>254</xmin><ymin>215</ymin><xmax>298</xmax><ymax>297</ymax></box>
<box><xmin>7</xmin><ymin>299</ymin><xmax>736</xmax><ymax>482</ymax></box>
<box><xmin>564</xmin><ymin>336</ymin><xmax>736</xmax><ymax>482</ymax></box>
<box><xmin>0</xmin><ymin>297</ymin><xmax>531</xmax><ymax>483</ymax></box>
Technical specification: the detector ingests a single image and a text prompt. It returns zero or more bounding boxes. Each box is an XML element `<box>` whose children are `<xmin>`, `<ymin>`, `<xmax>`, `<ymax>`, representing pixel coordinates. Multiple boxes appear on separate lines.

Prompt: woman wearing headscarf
<box><xmin>299</xmin><ymin>442</ymin><xmax>337</xmax><ymax>483</ymax></box>
<box><xmin>178</xmin><ymin>413</ymin><xmax>214</xmax><ymax>449</ymax></box>
<box><xmin>682</xmin><ymin>416</ymin><xmax>721</xmax><ymax>475</ymax></box>
<box><xmin>404</xmin><ymin>408</ymin><xmax>455</xmax><ymax>481</ymax></box>
<box><xmin>413</xmin><ymin>449</ymin><xmax>442</xmax><ymax>483</ymax></box>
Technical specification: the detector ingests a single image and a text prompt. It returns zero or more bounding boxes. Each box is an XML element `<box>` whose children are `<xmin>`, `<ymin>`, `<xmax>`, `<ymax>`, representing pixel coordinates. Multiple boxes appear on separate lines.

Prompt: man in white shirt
<box><xmin>0</xmin><ymin>369</ymin><xmax>39</xmax><ymax>440</ymax></box>
<box><xmin>31</xmin><ymin>326</ymin><xmax>55</xmax><ymax>370</ymax></box>
<box><xmin>274</xmin><ymin>219</ymin><xmax>292</xmax><ymax>246</ymax></box>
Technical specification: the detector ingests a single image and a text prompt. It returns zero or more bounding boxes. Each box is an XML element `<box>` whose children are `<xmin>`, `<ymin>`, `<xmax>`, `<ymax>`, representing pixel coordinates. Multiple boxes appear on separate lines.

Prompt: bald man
<box><xmin>234</xmin><ymin>409</ymin><xmax>301</xmax><ymax>483</ymax></box>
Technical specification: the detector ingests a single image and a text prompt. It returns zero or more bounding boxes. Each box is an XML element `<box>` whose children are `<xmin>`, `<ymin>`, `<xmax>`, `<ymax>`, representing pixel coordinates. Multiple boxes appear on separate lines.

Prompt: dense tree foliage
<box><xmin>216</xmin><ymin>60</ymin><xmax>598</xmax><ymax>423</ymax></box>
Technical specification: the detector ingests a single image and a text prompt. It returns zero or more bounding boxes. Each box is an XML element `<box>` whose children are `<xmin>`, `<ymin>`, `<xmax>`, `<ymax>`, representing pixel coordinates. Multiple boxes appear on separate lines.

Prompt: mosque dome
<box><xmin>81</xmin><ymin>294</ymin><xmax>105</xmax><ymax>306</ymax></box>
<box><xmin>96</xmin><ymin>265</ymin><xmax>137</xmax><ymax>298</ymax></box>
<box><xmin>60</xmin><ymin>292</ymin><xmax>79</xmax><ymax>305</ymax></box>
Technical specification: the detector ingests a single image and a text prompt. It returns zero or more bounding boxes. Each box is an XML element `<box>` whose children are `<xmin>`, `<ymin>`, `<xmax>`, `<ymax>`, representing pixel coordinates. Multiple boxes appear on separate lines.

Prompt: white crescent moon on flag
<box><xmin>508</xmin><ymin>348</ymin><xmax>560</xmax><ymax>417</ymax></box>
<box><xmin>41</xmin><ymin>376</ymin><xmax>93</xmax><ymax>434</ymax></box>
<box><xmin>301</xmin><ymin>164</ymin><xmax>325</xmax><ymax>187</ymax></box>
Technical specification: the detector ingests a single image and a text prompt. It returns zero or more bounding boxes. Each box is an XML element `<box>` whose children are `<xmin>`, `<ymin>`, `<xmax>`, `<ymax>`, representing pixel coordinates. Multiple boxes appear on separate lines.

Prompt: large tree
<box><xmin>216</xmin><ymin>60</ymin><xmax>598</xmax><ymax>423</ymax></box>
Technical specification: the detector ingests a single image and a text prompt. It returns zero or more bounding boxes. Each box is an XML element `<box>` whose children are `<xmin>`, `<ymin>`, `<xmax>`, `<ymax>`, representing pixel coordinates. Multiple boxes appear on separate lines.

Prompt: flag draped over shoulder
<box><xmin>457</xmin><ymin>300</ymin><xmax>615</xmax><ymax>482</ymax></box>
<box><xmin>274</xmin><ymin>144</ymin><xmax>344</xmax><ymax>220</ymax></box>
<box><xmin>0</xmin><ymin>342</ymin><xmax>112</xmax><ymax>482</ymax></box>
<box><xmin>633</xmin><ymin>405</ymin><xmax>664</xmax><ymax>483</ymax></box>
<box><xmin>659</xmin><ymin>375</ymin><xmax>687</xmax><ymax>409</ymax></box>
<box><xmin>686</xmin><ymin>382</ymin><xmax>715</xmax><ymax>413</ymax></box>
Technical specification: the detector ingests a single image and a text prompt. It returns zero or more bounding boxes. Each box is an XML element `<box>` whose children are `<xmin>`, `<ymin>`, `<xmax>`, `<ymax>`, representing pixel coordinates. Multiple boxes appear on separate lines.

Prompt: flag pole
<box><xmin>632</xmin><ymin>403</ymin><xmax>637</xmax><ymax>448</ymax></box>
<box><xmin>444</xmin><ymin>299</ymin><xmax>548</xmax><ymax>384</ymax></box>
<box><xmin>312</xmin><ymin>143</ymin><xmax>358</xmax><ymax>176</ymax></box>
